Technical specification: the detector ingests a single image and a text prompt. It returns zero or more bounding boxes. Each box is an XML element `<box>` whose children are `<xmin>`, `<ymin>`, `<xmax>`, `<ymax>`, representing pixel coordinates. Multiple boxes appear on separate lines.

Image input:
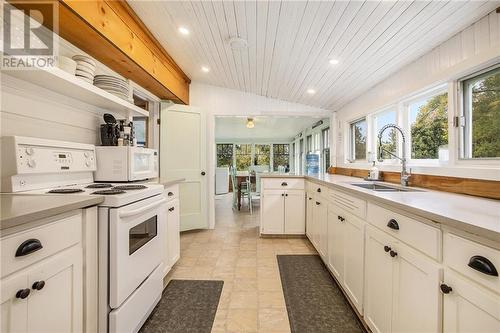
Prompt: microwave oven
<box><xmin>94</xmin><ymin>146</ymin><xmax>158</xmax><ymax>182</ymax></box>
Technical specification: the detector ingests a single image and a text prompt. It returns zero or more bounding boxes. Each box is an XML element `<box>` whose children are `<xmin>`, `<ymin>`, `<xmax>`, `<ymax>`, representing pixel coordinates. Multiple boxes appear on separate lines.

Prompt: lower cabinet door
<box><xmin>391</xmin><ymin>242</ymin><xmax>441</xmax><ymax>333</ymax></box>
<box><xmin>364</xmin><ymin>226</ymin><xmax>394</xmax><ymax>333</ymax></box>
<box><xmin>284</xmin><ymin>190</ymin><xmax>305</xmax><ymax>234</ymax></box>
<box><xmin>167</xmin><ymin>199</ymin><xmax>181</xmax><ymax>269</ymax></box>
<box><xmin>1</xmin><ymin>272</ymin><xmax>28</xmax><ymax>333</ymax></box>
<box><xmin>327</xmin><ymin>205</ymin><xmax>344</xmax><ymax>281</ymax></box>
<box><xmin>305</xmin><ymin>194</ymin><xmax>314</xmax><ymax>242</ymax></box>
<box><xmin>313</xmin><ymin>199</ymin><xmax>328</xmax><ymax>259</ymax></box>
<box><xmin>27</xmin><ymin>246</ymin><xmax>83</xmax><ymax>333</ymax></box>
<box><xmin>343</xmin><ymin>213</ymin><xmax>365</xmax><ymax>314</ymax></box>
<box><xmin>442</xmin><ymin>269</ymin><xmax>500</xmax><ymax>333</ymax></box>
<box><xmin>261</xmin><ymin>190</ymin><xmax>285</xmax><ymax>234</ymax></box>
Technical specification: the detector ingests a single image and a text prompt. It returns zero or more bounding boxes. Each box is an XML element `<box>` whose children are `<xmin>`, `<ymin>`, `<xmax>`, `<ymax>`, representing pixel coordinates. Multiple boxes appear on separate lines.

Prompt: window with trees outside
<box><xmin>408</xmin><ymin>92</ymin><xmax>448</xmax><ymax>159</ymax></box>
<box><xmin>373</xmin><ymin>109</ymin><xmax>397</xmax><ymax>160</ymax></box>
<box><xmin>350</xmin><ymin>118</ymin><xmax>367</xmax><ymax>160</ymax></box>
<box><xmin>216</xmin><ymin>144</ymin><xmax>233</xmax><ymax>167</ymax></box>
<box><xmin>322</xmin><ymin>127</ymin><xmax>330</xmax><ymax>171</ymax></box>
<box><xmin>273</xmin><ymin>144</ymin><xmax>290</xmax><ymax>171</ymax></box>
<box><xmin>235</xmin><ymin>144</ymin><xmax>252</xmax><ymax>171</ymax></box>
<box><xmin>254</xmin><ymin>144</ymin><xmax>271</xmax><ymax>167</ymax></box>
<box><xmin>462</xmin><ymin>66</ymin><xmax>500</xmax><ymax>159</ymax></box>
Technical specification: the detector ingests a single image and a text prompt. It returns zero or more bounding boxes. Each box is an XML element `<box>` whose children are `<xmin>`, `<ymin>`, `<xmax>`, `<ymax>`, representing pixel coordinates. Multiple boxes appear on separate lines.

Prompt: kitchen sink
<box><xmin>350</xmin><ymin>183</ymin><xmax>423</xmax><ymax>192</ymax></box>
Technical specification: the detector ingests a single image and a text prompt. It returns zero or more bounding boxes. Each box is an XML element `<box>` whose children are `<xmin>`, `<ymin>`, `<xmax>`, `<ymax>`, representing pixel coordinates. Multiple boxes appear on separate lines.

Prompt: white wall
<box><xmin>189</xmin><ymin>82</ymin><xmax>332</xmax><ymax>228</ymax></box>
<box><xmin>334</xmin><ymin>10</ymin><xmax>500</xmax><ymax>180</ymax></box>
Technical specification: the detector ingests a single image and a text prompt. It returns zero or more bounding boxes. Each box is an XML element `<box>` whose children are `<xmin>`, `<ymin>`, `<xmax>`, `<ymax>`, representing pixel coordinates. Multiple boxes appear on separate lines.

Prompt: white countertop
<box><xmin>261</xmin><ymin>173</ymin><xmax>500</xmax><ymax>242</ymax></box>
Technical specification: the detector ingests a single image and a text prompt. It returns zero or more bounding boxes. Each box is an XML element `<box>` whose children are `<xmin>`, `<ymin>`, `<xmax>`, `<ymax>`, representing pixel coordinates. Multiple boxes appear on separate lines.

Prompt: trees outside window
<box><xmin>373</xmin><ymin>110</ymin><xmax>397</xmax><ymax>160</ymax></box>
<box><xmin>216</xmin><ymin>144</ymin><xmax>233</xmax><ymax>167</ymax></box>
<box><xmin>463</xmin><ymin>67</ymin><xmax>500</xmax><ymax>158</ymax></box>
<box><xmin>235</xmin><ymin>144</ymin><xmax>252</xmax><ymax>171</ymax></box>
<box><xmin>273</xmin><ymin>144</ymin><xmax>290</xmax><ymax>171</ymax></box>
<box><xmin>409</xmin><ymin>92</ymin><xmax>448</xmax><ymax>159</ymax></box>
<box><xmin>350</xmin><ymin>118</ymin><xmax>367</xmax><ymax>160</ymax></box>
<box><xmin>254</xmin><ymin>144</ymin><xmax>271</xmax><ymax>167</ymax></box>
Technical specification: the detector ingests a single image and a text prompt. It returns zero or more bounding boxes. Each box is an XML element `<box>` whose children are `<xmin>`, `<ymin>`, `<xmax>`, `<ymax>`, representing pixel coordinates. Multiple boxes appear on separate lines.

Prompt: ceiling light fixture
<box><xmin>307</xmin><ymin>89</ymin><xmax>316</xmax><ymax>95</ymax></box>
<box><xmin>329</xmin><ymin>58</ymin><xmax>340</xmax><ymax>65</ymax></box>
<box><xmin>246</xmin><ymin>118</ymin><xmax>255</xmax><ymax>129</ymax></box>
<box><xmin>201</xmin><ymin>66</ymin><xmax>210</xmax><ymax>73</ymax></box>
<box><xmin>178</xmin><ymin>26</ymin><xmax>190</xmax><ymax>35</ymax></box>
<box><xmin>228</xmin><ymin>37</ymin><xmax>248</xmax><ymax>50</ymax></box>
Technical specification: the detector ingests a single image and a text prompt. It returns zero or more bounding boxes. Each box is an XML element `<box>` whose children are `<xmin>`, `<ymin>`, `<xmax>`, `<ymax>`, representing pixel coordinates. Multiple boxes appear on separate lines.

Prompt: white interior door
<box><xmin>160</xmin><ymin>103</ymin><xmax>207</xmax><ymax>231</ymax></box>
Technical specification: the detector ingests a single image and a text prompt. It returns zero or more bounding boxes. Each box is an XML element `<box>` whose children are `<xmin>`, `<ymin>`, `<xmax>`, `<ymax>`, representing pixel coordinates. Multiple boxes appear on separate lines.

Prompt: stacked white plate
<box><xmin>72</xmin><ymin>55</ymin><xmax>96</xmax><ymax>84</ymax></box>
<box><xmin>93</xmin><ymin>75</ymin><xmax>130</xmax><ymax>101</ymax></box>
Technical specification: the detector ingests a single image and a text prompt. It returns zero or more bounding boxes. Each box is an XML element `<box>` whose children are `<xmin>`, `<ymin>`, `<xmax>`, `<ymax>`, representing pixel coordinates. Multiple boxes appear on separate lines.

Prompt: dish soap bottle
<box><xmin>369</xmin><ymin>161</ymin><xmax>379</xmax><ymax>180</ymax></box>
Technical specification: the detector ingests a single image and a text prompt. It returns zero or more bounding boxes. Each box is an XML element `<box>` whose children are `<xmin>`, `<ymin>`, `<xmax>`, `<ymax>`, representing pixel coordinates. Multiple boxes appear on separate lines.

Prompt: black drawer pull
<box><xmin>317</xmin><ymin>188</ymin><xmax>321</xmax><ymax>193</ymax></box>
<box><xmin>387</xmin><ymin>219</ymin><xmax>399</xmax><ymax>230</ymax></box>
<box><xmin>32</xmin><ymin>281</ymin><xmax>45</xmax><ymax>290</ymax></box>
<box><xmin>384</xmin><ymin>245</ymin><xmax>391</xmax><ymax>252</ymax></box>
<box><xmin>315</xmin><ymin>201</ymin><xmax>320</xmax><ymax>205</ymax></box>
<box><xmin>281</xmin><ymin>182</ymin><xmax>288</xmax><ymax>186</ymax></box>
<box><xmin>468</xmin><ymin>256</ymin><xmax>498</xmax><ymax>276</ymax></box>
<box><xmin>16</xmin><ymin>289</ymin><xmax>30</xmax><ymax>299</ymax></box>
<box><xmin>168</xmin><ymin>207</ymin><xmax>175</xmax><ymax>212</ymax></box>
<box><xmin>308</xmin><ymin>197</ymin><xmax>312</xmax><ymax>200</ymax></box>
<box><xmin>167</xmin><ymin>192</ymin><xmax>174</xmax><ymax>196</ymax></box>
<box><xmin>15</xmin><ymin>239</ymin><xmax>43</xmax><ymax>257</ymax></box>
<box><xmin>390</xmin><ymin>250</ymin><xmax>398</xmax><ymax>257</ymax></box>
<box><xmin>440</xmin><ymin>283</ymin><xmax>452</xmax><ymax>294</ymax></box>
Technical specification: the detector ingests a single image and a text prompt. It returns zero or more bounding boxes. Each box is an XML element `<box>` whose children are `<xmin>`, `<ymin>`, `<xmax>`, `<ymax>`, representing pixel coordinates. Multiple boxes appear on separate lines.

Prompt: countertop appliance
<box><xmin>1</xmin><ymin>136</ymin><xmax>166</xmax><ymax>333</ymax></box>
<box><xmin>215</xmin><ymin>167</ymin><xmax>229</xmax><ymax>195</ymax></box>
<box><xmin>94</xmin><ymin>146</ymin><xmax>158</xmax><ymax>182</ymax></box>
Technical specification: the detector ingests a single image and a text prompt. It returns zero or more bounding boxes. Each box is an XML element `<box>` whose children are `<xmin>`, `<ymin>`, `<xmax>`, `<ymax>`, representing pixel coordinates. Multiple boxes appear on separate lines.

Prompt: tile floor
<box><xmin>166</xmin><ymin>193</ymin><xmax>317</xmax><ymax>333</ymax></box>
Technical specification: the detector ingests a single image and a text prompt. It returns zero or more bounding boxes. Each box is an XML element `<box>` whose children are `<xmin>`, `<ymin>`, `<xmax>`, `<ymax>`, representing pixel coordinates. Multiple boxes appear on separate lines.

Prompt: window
<box><xmin>254</xmin><ymin>144</ymin><xmax>270</xmax><ymax>167</ymax></box>
<box><xmin>133</xmin><ymin>117</ymin><xmax>148</xmax><ymax>147</ymax></box>
<box><xmin>306</xmin><ymin>135</ymin><xmax>312</xmax><ymax>152</ymax></box>
<box><xmin>216</xmin><ymin>144</ymin><xmax>233</xmax><ymax>167</ymax></box>
<box><xmin>462</xmin><ymin>66</ymin><xmax>500</xmax><ymax>159</ymax></box>
<box><xmin>373</xmin><ymin>110</ymin><xmax>397</xmax><ymax>160</ymax></box>
<box><xmin>408</xmin><ymin>92</ymin><xmax>448</xmax><ymax>159</ymax></box>
<box><xmin>312</xmin><ymin>132</ymin><xmax>321</xmax><ymax>152</ymax></box>
<box><xmin>235</xmin><ymin>144</ymin><xmax>252</xmax><ymax>171</ymax></box>
<box><xmin>273</xmin><ymin>144</ymin><xmax>290</xmax><ymax>171</ymax></box>
<box><xmin>350</xmin><ymin>118</ymin><xmax>367</xmax><ymax>161</ymax></box>
<box><xmin>322</xmin><ymin>127</ymin><xmax>330</xmax><ymax>171</ymax></box>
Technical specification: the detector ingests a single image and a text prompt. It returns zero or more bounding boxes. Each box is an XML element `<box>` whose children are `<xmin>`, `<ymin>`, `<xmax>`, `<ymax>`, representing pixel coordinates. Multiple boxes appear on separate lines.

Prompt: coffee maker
<box><xmin>100</xmin><ymin>113</ymin><xmax>119</xmax><ymax>146</ymax></box>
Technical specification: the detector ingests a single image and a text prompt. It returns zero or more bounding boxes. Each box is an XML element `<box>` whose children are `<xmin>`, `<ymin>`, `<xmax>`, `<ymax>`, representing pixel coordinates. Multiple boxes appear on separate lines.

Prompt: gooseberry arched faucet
<box><xmin>377</xmin><ymin>124</ymin><xmax>411</xmax><ymax>186</ymax></box>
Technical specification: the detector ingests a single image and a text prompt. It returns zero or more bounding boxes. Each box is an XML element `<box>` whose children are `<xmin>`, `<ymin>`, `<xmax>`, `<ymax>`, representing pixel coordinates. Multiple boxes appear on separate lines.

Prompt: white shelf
<box><xmin>4</xmin><ymin>67</ymin><xmax>149</xmax><ymax>118</ymax></box>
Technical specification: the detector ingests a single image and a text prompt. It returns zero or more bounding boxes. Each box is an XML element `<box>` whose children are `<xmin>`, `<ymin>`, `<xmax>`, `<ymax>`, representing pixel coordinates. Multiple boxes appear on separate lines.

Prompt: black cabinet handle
<box><xmin>440</xmin><ymin>284</ymin><xmax>453</xmax><ymax>294</ymax></box>
<box><xmin>281</xmin><ymin>182</ymin><xmax>288</xmax><ymax>186</ymax></box>
<box><xmin>15</xmin><ymin>239</ymin><xmax>43</xmax><ymax>257</ymax></box>
<box><xmin>315</xmin><ymin>201</ymin><xmax>320</xmax><ymax>205</ymax></box>
<box><xmin>317</xmin><ymin>188</ymin><xmax>321</xmax><ymax>193</ymax></box>
<box><xmin>201</xmin><ymin>171</ymin><xmax>206</xmax><ymax>176</ymax></box>
<box><xmin>384</xmin><ymin>245</ymin><xmax>391</xmax><ymax>252</ymax></box>
<box><xmin>285</xmin><ymin>193</ymin><xmax>288</xmax><ymax>197</ymax></box>
<box><xmin>16</xmin><ymin>289</ymin><xmax>30</xmax><ymax>299</ymax></box>
<box><xmin>32</xmin><ymin>281</ymin><xmax>45</xmax><ymax>290</ymax></box>
<box><xmin>281</xmin><ymin>193</ymin><xmax>285</xmax><ymax>197</ymax></box>
<box><xmin>468</xmin><ymin>256</ymin><xmax>498</xmax><ymax>277</ymax></box>
<box><xmin>390</xmin><ymin>250</ymin><xmax>398</xmax><ymax>257</ymax></box>
<box><xmin>308</xmin><ymin>197</ymin><xmax>312</xmax><ymax>200</ymax></box>
<box><xmin>387</xmin><ymin>219</ymin><xmax>399</xmax><ymax>230</ymax></box>
<box><xmin>167</xmin><ymin>192</ymin><xmax>174</xmax><ymax>196</ymax></box>
<box><xmin>168</xmin><ymin>207</ymin><xmax>175</xmax><ymax>212</ymax></box>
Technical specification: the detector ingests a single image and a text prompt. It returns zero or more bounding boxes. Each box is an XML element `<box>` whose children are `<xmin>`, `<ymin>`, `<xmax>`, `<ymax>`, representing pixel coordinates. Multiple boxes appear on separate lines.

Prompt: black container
<box><xmin>100</xmin><ymin>123</ymin><xmax>119</xmax><ymax>146</ymax></box>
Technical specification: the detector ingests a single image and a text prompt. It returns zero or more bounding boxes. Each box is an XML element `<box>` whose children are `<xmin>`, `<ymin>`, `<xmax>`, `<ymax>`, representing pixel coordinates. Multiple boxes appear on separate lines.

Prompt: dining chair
<box><xmin>248</xmin><ymin>172</ymin><xmax>262</xmax><ymax>215</ymax></box>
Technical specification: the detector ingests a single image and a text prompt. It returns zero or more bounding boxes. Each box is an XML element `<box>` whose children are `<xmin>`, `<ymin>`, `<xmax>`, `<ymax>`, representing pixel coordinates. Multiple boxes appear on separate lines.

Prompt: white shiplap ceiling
<box><xmin>128</xmin><ymin>1</ymin><xmax>498</xmax><ymax>111</ymax></box>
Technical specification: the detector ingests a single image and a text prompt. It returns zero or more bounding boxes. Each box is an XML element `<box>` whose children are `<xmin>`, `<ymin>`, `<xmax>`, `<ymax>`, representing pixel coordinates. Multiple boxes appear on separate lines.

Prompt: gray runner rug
<box><xmin>139</xmin><ymin>279</ymin><xmax>223</xmax><ymax>333</ymax></box>
<box><xmin>277</xmin><ymin>255</ymin><xmax>365</xmax><ymax>333</ymax></box>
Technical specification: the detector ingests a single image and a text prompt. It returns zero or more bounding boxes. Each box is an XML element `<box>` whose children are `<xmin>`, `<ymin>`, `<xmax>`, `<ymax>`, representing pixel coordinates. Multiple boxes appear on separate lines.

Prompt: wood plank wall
<box><xmin>328</xmin><ymin>167</ymin><xmax>500</xmax><ymax>200</ymax></box>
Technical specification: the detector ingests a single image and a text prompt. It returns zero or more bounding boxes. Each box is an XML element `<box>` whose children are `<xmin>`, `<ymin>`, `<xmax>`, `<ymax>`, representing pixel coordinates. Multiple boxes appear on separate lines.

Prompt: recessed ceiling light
<box><xmin>201</xmin><ymin>66</ymin><xmax>210</xmax><ymax>73</ymax></box>
<box><xmin>329</xmin><ymin>59</ymin><xmax>340</xmax><ymax>65</ymax></box>
<box><xmin>178</xmin><ymin>26</ymin><xmax>190</xmax><ymax>35</ymax></box>
<box><xmin>307</xmin><ymin>89</ymin><xmax>316</xmax><ymax>95</ymax></box>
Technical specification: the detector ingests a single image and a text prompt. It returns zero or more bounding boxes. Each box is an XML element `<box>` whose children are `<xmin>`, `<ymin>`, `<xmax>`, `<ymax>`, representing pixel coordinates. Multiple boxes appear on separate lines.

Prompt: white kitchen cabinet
<box><xmin>166</xmin><ymin>199</ymin><xmax>180</xmax><ymax>270</ymax></box>
<box><xmin>284</xmin><ymin>190</ymin><xmax>306</xmax><ymax>234</ymax></box>
<box><xmin>312</xmin><ymin>196</ymin><xmax>328</xmax><ymax>259</ymax></box>
<box><xmin>261</xmin><ymin>189</ymin><xmax>305</xmax><ymax>235</ymax></box>
<box><xmin>305</xmin><ymin>194</ymin><xmax>314</xmax><ymax>243</ymax></box>
<box><xmin>364</xmin><ymin>225</ymin><xmax>441</xmax><ymax>333</ymax></box>
<box><xmin>442</xmin><ymin>269</ymin><xmax>500</xmax><ymax>332</ymax></box>
<box><xmin>1</xmin><ymin>246</ymin><xmax>82</xmax><ymax>333</ymax></box>
<box><xmin>327</xmin><ymin>205</ymin><xmax>343</xmax><ymax>280</ymax></box>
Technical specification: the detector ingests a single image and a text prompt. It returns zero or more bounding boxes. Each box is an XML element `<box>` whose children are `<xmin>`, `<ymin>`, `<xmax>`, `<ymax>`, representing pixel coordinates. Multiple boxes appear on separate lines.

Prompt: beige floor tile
<box><xmin>227</xmin><ymin>308</ymin><xmax>258</xmax><ymax>332</ymax></box>
<box><xmin>235</xmin><ymin>266</ymin><xmax>258</xmax><ymax>279</ymax></box>
<box><xmin>258</xmin><ymin>266</ymin><xmax>280</xmax><ymax>279</ymax></box>
<box><xmin>229</xmin><ymin>292</ymin><xmax>258</xmax><ymax>309</ymax></box>
<box><xmin>258</xmin><ymin>291</ymin><xmax>286</xmax><ymax>308</ymax></box>
<box><xmin>236</xmin><ymin>257</ymin><xmax>257</xmax><ymax>267</ymax></box>
<box><xmin>232</xmin><ymin>278</ymin><xmax>258</xmax><ymax>292</ymax></box>
<box><xmin>258</xmin><ymin>308</ymin><xmax>290</xmax><ymax>332</ymax></box>
<box><xmin>258</xmin><ymin>277</ymin><xmax>282</xmax><ymax>292</ymax></box>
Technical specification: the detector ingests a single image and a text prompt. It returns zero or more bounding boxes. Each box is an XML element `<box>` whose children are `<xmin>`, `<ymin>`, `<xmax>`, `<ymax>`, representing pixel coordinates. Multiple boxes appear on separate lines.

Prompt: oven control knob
<box><xmin>27</xmin><ymin>159</ymin><xmax>36</xmax><ymax>168</ymax></box>
<box><xmin>25</xmin><ymin>147</ymin><xmax>34</xmax><ymax>155</ymax></box>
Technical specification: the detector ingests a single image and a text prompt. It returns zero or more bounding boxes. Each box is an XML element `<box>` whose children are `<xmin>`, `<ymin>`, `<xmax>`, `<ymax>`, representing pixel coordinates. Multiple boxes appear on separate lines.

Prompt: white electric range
<box><xmin>0</xmin><ymin>136</ymin><xmax>166</xmax><ymax>333</ymax></box>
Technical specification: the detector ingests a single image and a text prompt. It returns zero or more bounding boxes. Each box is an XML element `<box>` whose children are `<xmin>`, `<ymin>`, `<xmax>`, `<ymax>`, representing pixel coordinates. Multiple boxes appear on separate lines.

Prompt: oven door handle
<box><xmin>119</xmin><ymin>198</ymin><xmax>167</xmax><ymax>218</ymax></box>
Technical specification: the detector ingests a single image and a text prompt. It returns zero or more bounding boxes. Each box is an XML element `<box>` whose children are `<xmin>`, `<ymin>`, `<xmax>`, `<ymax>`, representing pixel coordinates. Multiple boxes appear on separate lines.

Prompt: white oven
<box><xmin>94</xmin><ymin>146</ymin><xmax>158</xmax><ymax>182</ymax></box>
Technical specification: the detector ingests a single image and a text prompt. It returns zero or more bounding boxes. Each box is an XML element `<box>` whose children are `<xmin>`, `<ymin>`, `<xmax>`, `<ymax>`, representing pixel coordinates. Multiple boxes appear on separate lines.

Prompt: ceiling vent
<box><xmin>228</xmin><ymin>37</ymin><xmax>248</xmax><ymax>50</ymax></box>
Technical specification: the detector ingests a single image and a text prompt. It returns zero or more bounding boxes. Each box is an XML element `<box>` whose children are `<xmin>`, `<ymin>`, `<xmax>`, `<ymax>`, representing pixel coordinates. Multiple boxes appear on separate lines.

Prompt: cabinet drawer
<box><xmin>262</xmin><ymin>178</ymin><xmax>304</xmax><ymax>190</ymax></box>
<box><xmin>310</xmin><ymin>183</ymin><xmax>328</xmax><ymax>197</ymax></box>
<box><xmin>367</xmin><ymin>203</ymin><xmax>441</xmax><ymax>260</ymax></box>
<box><xmin>164</xmin><ymin>184</ymin><xmax>179</xmax><ymax>202</ymax></box>
<box><xmin>1</xmin><ymin>211</ymin><xmax>82</xmax><ymax>278</ymax></box>
<box><xmin>329</xmin><ymin>190</ymin><xmax>366</xmax><ymax>219</ymax></box>
<box><xmin>444</xmin><ymin>233</ymin><xmax>499</xmax><ymax>294</ymax></box>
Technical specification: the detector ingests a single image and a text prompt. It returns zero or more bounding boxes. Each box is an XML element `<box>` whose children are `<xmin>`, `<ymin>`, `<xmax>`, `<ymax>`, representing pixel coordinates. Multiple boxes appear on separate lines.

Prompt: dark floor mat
<box><xmin>277</xmin><ymin>255</ymin><xmax>365</xmax><ymax>333</ymax></box>
<box><xmin>139</xmin><ymin>279</ymin><xmax>223</xmax><ymax>333</ymax></box>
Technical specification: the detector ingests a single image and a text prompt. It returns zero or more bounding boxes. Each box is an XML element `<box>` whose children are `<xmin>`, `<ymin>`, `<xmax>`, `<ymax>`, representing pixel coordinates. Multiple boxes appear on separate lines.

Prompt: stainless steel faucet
<box><xmin>377</xmin><ymin>124</ymin><xmax>411</xmax><ymax>186</ymax></box>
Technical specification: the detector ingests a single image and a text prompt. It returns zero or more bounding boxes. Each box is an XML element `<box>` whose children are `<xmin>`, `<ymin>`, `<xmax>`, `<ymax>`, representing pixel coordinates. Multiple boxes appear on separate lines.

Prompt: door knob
<box><xmin>440</xmin><ymin>284</ymin><xmax>452</xmax><ymax>294</ymax></box>
<box><xmin>384</xmin><ymin>245</ymin><xmax>391</xmax><ymax>252</ymax></box>
<box><xmin>16</xmin><ymin>289</ymin><xmax>30</xmax><ymax>299</ymax></box>
<box><xmin>201</xmin><ymin>171</ymin><xmax>206</xmax><ymax>176</ymax></box>
<box><xmin>32</xmin><ymin>281</ymin><xmax>45</xmax><ymax>290</ymax></box>
<box><xmin>389</xmin><ymin>250</ymin><xmax>398</xmax><ymax>257</ymax></box>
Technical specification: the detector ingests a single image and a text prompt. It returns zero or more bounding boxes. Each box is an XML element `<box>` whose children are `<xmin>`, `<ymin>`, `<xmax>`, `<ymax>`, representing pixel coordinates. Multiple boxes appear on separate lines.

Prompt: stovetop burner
<box><xmin>47</xmin><ymin>188</ymin><xmax>84</xmax><ymax>194</ymax></box>
<box><xmin>86</xmin><ymin>183</ymin><xmax>113</xmax><ymax>189</ymax></box>
<box><xmin>92</xmin><ymin>189</ymin><xmax>126</xmax><ymax>195</ymax></box>
<box><xmin>113</xmin><ymin>185</ymin><xmax>147</xmax><ymax>190</ymax></box>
